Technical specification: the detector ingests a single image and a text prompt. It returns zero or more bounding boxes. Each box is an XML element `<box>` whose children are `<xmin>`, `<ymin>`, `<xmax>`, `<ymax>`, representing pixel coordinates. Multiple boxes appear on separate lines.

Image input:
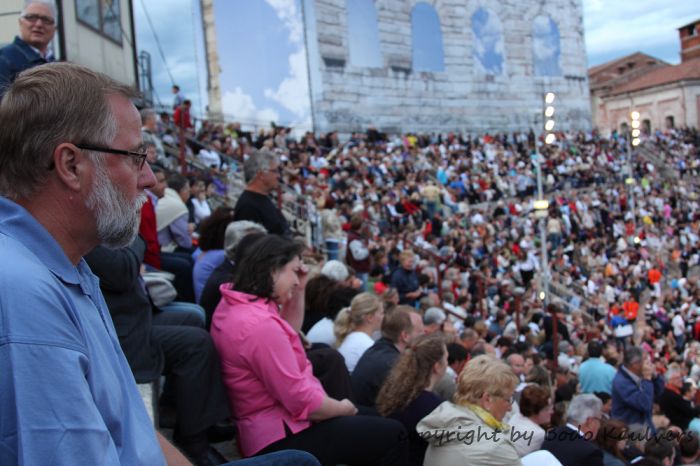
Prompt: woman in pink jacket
<box><xmin>211</xmin><ymin>234</ymin><xmax>407</xmax><ymax>465</ymax></box>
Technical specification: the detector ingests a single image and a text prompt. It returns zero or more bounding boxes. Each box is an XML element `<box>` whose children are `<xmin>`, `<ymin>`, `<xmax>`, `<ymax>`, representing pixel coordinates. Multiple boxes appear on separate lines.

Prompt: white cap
<box><xmin>321</xmin><ymin>260</ymin><xmax>349</xmax><ymax>282</ymax></box>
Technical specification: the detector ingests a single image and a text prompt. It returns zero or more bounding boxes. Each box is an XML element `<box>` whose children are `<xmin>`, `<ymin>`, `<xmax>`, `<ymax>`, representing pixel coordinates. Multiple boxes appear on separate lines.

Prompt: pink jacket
<box><xmin>210</xmin><ymin>286</ymin><xmax>325</xmax><ymax>456</ymax></box>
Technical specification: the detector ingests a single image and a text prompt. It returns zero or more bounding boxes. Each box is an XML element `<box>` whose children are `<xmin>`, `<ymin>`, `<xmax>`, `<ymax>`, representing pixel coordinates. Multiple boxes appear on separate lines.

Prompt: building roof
<box><xmin>610</xmin><ymin>57</ymin><xmax>700</xmax><ymax>95</ymax></box>
<box><xmin>678</xmin><ymin>18</ymin><xmax>700</xmax><ymax>30</ymax></box>
<box><xmin>588</xmin><ymin>52</ymin><xmax>668</xmax><ymax>91</ymax></box>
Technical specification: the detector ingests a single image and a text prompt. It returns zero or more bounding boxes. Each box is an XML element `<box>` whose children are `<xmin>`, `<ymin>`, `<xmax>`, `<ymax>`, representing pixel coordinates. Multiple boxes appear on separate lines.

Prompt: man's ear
<box><xmin>52</xmin><ymin>143</ymin><xmax>87</xmax><ymax>192</ymax></box>
<box><xmin>399</xmin><ymin>329</ymin><xmax>409</xmax><ymax>345</ymax></box>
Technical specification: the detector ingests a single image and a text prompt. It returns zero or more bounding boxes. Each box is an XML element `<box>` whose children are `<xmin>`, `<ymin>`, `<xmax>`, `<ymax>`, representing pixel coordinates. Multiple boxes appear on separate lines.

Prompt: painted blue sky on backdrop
<box><xmin>471</xmin><ymin>8</ymin><xmax>504</xmax><ymax>75</ymax></box>
<box><xmin>133</xmin><ymin>0</ymin><xmax>700</xmax><ymax>129</ymax></box>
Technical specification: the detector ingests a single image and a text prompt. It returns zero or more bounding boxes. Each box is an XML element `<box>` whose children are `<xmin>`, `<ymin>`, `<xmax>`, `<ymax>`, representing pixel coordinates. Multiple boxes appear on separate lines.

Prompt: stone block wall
<box><xmin>305</xmin><ymin>0</ymin><xmax>591</xmax><ymax>134</ymax></box>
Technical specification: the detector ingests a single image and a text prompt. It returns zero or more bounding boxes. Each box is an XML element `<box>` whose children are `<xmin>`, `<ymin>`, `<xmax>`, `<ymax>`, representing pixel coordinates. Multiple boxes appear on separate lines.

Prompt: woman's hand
<box><xmin>295</xmin><ymin>263</ymin><xmax>310</xmax><ymax>290</ymax></box>
<box><xmin>309</xmin><ymin>396</ymin><xmax>358</xmax><ymax>422</ymax></box>
<box><xmin>339</xmin><ymin>399</ymin><xmax>358</xmax><ymax>416</ymax></box>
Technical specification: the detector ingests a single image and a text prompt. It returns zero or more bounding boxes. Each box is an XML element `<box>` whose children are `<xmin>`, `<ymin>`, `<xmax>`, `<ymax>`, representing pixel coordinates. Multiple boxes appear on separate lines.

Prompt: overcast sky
<box><xmin>133</xmin><ymin>0</ymin><xmax>699</xmax><ymax>129</ymax></box>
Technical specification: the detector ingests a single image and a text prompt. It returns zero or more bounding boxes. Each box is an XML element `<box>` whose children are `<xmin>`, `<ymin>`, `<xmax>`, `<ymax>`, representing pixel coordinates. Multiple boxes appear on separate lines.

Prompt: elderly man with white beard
<box><xmin>0</xmin><ymin>63</ymin><xmax>169</xmax><ymax>465</ymax></box>
<box><xmin>0</xmin><ymin>64</ymin><xmax>319</xmax><ymax>466</ymax></box>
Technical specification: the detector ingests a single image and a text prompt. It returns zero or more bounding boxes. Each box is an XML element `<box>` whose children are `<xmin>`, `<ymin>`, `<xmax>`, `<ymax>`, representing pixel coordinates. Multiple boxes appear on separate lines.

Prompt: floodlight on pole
<box><xmin>545</xmin><ymin>119</ymin><xmax>555</xmax><ymax>131</ymax></box>
<box><xmin>544</xmin><ymin>106</ymin><xmax>555</xmax><ymax>118</ymax></box>
<box><xmin>545</xmin><ymin>92</ymin><xmax>556</xmax><ymax>104</ymax></box>
<box><xmin>627</xmin><ymin>108</ymin><xmax>639</xmax><ymax>244</ymax></box>
<box><xmin>545</xmin><ymin>133</ymin><xmax>556</xmax><ymax>145</ymax></box>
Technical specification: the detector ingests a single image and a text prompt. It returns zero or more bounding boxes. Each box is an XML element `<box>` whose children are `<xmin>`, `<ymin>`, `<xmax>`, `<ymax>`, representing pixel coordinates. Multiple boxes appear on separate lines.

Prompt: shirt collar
<box><xmin>28</xmin><ymin>44</ymin><xmax>53</xmax><ymax>60</ymax></box>
<box><xmin>566</xmin><ymin>423</ymin><xmax>585</xmax><ymax>437</ymax></box>
<box><xmin>622</xmin><ymin>365</ymin><xmax>642</xmax><ymax>386</ymax></box>
<box><xmin>0</xmin><ymin>196</ymin><xmax>83</xmax><ymax>286</ymax></box>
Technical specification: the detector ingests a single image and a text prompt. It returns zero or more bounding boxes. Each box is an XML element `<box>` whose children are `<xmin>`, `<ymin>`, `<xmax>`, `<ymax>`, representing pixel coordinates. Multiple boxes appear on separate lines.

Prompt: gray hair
<box><xmin>665</xmin><ymin>363</ymin><xmax>682</xmax><ymax>382</ymax></box>
<box><xmin>0</xmin><ymin>63</ymin><xmax>138</xmax><ymax>199</ymax></box>
<box><xmin>623</xmin><ymin>346</ymin><xmax>645</xmax><ymax>367</ymax></box>
<box><xmin>461</xmin><ymin>328</ymin><xmax>477</xmax><ymax>341</ymax></box>
<box><xmin>223</xmin><ymin>220</ymin><xmax>267</xmax><ymax>260</ymax></box>
<box><xmin>22</xmin><ymin>0</ymin><xmax>57</xmax><ymax>19</ymax></box>
<box><xmin>140</xmin><ymin>108</ymin><xmax>156</xmax><ymax>124</ymax></box>
<box><xmin>244</xmin><ymin>149</ymin><xmax>277</xmax><ymax>183</ymax></box>
<box><xmin>566</xmin><ymin>394</ymin><xmax>602</xmax><ymax>425</ymax></box>
<box><xmin>424</xmin><ymin>307</ymin><xmax>446</xmax><ymax>326</ymax></box>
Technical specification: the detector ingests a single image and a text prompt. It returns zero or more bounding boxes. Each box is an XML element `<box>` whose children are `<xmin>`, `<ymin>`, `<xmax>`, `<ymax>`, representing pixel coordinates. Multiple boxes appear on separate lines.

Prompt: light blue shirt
<box><xmin>578</xmin><ymin>357</ymin><xmax>617</xmax><ymax>394</ymax></box>
<box><xmin>0</xmin><ymin>197</ymin><xmax>165</xmax><ymax>465</ymax></box>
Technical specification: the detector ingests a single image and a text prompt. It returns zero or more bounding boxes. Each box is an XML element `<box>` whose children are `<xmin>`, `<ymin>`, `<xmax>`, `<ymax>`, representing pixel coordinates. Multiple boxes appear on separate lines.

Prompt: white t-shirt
<box><xmin>509</xmin><ymin>412</ymin><xmax>545</xmax><ymax>457</ymax></box>
<box><xmin>306</xmin><ymin>318</ymin><xmax>336</xmax><ymax>347</ymax></box>
<box><xmin>337</xmin><ymin>331</ymin><xmax>374</xmax><ymax>373</ymax></box>
<box><xmin>672</xmin><ymin>314</ymin><xmax>685</xmax><ymax>337</ymax></box>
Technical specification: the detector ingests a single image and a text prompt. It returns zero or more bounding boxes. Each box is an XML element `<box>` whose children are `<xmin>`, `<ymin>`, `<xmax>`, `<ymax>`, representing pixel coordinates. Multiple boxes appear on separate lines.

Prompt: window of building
<box><xmin>346</xmin><ymin>0</ymin><xmax>383</xmax><ymax>67</ymax></box>
<box><xmin>532</xmin><ymin>15</ymin><xmax>561</xmax><ymax>76</ymax></box>
<box><xmin>471</xmin><ymin>7</ymin><xmax>504</xmax><ymax>75</ymax></box>
<box><xmin>76</xmin><ymin>0</ymin><xmax>122</xmax><ymax>44</ymax></box>
<box><xmin>665</xmin><ymin>115</ymin><xmax>675</xmax><ymax>129</ymax></box>
<box><xmin>642</xmin><ymin>119</ymin><xmax>651</xmax><ymax>134</ymax></box>
<box><xmin>411</xmin><ymin>2</ymin><xmax>444</xmax><ymax>72</ymax></box>
<box><xmin>687</xmin><ymin>25</ymin><xmax>697</xmax><ymax>37</ymax></box>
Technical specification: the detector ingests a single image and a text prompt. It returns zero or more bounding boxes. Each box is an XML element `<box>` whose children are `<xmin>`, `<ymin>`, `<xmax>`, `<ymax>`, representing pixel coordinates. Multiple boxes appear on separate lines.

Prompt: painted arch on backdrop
<box><xmin>411</xmin><ymin>2</ymin><xmax>445</xmax><ymax>72</ymax></box>
<box><xmin>532</xmin><ymin>15</ymin><xmax>562</xmax><ymax>76</ymax></box>
<box><xmin>346</xmin><ymin>0</ymin><xmax>383</xmax><ymax>67</ymax></box>
<box><xmin>471</xmin><ymin>7</ymin><xmax>505</xmax><ymax>75</ymax></box>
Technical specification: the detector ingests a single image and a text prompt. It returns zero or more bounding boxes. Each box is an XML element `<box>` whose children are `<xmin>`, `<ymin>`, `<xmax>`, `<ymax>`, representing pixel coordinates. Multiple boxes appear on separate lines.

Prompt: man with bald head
<box><xmin>0</xmin><ymin>1</ymin><xmax>56</xmax><ymax>93</ymax></box>
<box><xmin>507</xmin><ymin>353</ymin><xmax>526</xmax><ymax>382</ymax></box>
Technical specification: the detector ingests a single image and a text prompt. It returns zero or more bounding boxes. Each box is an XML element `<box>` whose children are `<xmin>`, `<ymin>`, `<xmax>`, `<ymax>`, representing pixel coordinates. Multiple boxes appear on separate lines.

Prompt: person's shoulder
<box><xmin>0</xmin><ymin>37</ymin><xmax>24</xmax><ymax>56</ymax></box>
<box><xmin>420</xmin><ymin>389</ymin><xmax>444</xmax><ymax>406</ymax></box>
<box><xmin>0</xmin><ymin>234</ymin><xmax>56</xmax><ymax>285</ymax></box>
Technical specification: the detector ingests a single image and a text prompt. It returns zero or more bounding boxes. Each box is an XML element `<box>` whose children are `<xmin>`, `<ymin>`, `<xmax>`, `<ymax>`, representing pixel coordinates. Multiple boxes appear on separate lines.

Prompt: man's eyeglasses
<box><xmin>76</xmin><ymin>144</ymin><xmax>148</xmax><ymax>170</ymax></box>
<box><xmin>47</xmin><ymin>144</ymin><xmax>148</xmax><ymax>170</ymax></box>
<box><xmin>21</xmin><ymin>14</ymin><xmax>55</xmax><ymax>25</ymax></box>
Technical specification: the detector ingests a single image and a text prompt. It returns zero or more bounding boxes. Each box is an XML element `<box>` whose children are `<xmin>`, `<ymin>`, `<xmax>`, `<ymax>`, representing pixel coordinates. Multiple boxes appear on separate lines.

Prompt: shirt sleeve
<box><xmin>1</xmin><ymin>343</ymin><xmax>121</xmax><ymax>465</ymax></box>
<box><xmin>349</xmin><ymin>239</ymin><xmax>369</xmax><ymax>261</ymax></box>
<box><xmin>168</xmin><ymin>213</ymin><xmax>192</xmax><ymax>249</ymax></box>
<box><xmin>245</xmin><ymin>319</ymin><xmax>325</xmax><ymax>421</ymax></box>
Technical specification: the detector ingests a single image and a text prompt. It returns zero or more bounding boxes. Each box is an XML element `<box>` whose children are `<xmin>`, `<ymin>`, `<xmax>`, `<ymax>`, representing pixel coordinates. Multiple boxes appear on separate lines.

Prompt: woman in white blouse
<box><xmin>508</xmin><ymin>384</ymin><xmax>553</xmax><ymax>457</ymax></box>
<box><xmin>334</xmin><ymin>293</ymin><xmax>384</xmax><ymax>373</ymax></box>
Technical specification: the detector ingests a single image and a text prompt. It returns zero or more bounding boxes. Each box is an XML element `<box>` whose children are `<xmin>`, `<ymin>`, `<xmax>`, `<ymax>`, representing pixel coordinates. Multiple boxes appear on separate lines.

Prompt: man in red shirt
<box><xmin>173</xmin><ymin>99</ymin><xmax>192</xmax><ymax>131</ymax></box>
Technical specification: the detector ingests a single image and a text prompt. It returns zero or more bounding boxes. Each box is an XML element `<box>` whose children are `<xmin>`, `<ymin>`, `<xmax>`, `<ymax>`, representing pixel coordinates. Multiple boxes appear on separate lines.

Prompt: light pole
<box><xmin>534</xmin><ymin>92</ymin><xmax>556</xmax><ymax>305</ymax></box>
<box><xmin>626</xmin><ymin>111</ymin><xmax>641</xmax><ymax>240</ymax></box>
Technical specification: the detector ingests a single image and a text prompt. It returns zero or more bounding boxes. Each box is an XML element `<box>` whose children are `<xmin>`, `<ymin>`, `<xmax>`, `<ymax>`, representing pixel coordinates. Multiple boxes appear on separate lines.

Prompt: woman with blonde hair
<box><xmin>376</xmin><ymin>334</ymin><xmax>447</xmax><ymax>466</ymax></box>
<box><xmin>417</xmin><ymin>355</ymin><xmax>523</xmax><ymax>465</ymax></box>
<box><xmin>335</xmin><ymin>292</ymin><xmax>384</xmax><ymax>372</ymax></box>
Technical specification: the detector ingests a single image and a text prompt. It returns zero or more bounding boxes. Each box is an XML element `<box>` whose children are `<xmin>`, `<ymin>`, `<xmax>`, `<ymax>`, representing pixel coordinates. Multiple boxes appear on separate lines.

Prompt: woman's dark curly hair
<box><xmin>231</xmin><ymin>234</ymin><xmax>306</xmax><ymax>300</ymax></box>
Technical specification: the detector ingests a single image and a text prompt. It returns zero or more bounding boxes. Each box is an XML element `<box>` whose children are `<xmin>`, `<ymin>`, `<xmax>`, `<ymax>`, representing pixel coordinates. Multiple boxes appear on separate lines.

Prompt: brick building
<box><xmin>589</xmin><ymin>18</ymin><xmax>700</xmax><ymax>134</ymax></box>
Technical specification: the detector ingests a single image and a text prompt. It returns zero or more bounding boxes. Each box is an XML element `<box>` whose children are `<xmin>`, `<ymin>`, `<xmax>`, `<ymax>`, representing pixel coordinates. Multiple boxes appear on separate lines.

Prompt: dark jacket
<box><xmin>611</xmin><ymin>366</ymin><xmax>665</xmax><ymax>430</ymax></box>
<box><xmin>84</xmin><ymin>237</ymin><xmax>164</xmax><ymax>383</ymax></box>
<box><xmin>657</xmin><ymin>385</ymin><xmax>700</xmax><ymax>430</ymax></box>
<box><xmin>0</xmin><ymin>36</ymin><xmax>50</xmax><ymax>95</ymax></box>
<box><xmin>542</xmin><ymin>425</ymin><xmax>605</xmax><ymax>466</ymax></box>
<box><xmin>351</xmin><ymin>337</ymin><xmax>400</xmax><ymax>407</ymax></box>
<box><xmin>390</xmin><ymin>267</ymin><xmax>420</xmax><ymax>305</ymax></box>
<box><xmin>199</xmin><ymin>258</ymin><xmax>234</xmax><ymax>330</ymax></box>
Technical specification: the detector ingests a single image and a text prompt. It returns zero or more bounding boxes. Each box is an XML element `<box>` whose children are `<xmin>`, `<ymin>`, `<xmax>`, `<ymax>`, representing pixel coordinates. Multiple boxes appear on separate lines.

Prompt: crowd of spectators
<box><xmin>6</xmin><ymin>22</ymin><xmax>700</xmax><ymax>462</ymax></box>
<box><xmin>128</xmin><ymin>107</ymin><xmax>700</xmax><ymax>465</ymax></box>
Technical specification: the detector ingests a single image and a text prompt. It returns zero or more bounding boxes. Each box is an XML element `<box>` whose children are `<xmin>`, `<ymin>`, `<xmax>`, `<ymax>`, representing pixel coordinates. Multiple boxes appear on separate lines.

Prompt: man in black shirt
<box><xmin>352</xmin><ymin>307</ymin><xmax>424</xmax><ymax>408</ymax></box>
<box><xmin>233</xmin><ymin>149</ymin><xmax>291</xmax><ymax>237</ymax></box>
